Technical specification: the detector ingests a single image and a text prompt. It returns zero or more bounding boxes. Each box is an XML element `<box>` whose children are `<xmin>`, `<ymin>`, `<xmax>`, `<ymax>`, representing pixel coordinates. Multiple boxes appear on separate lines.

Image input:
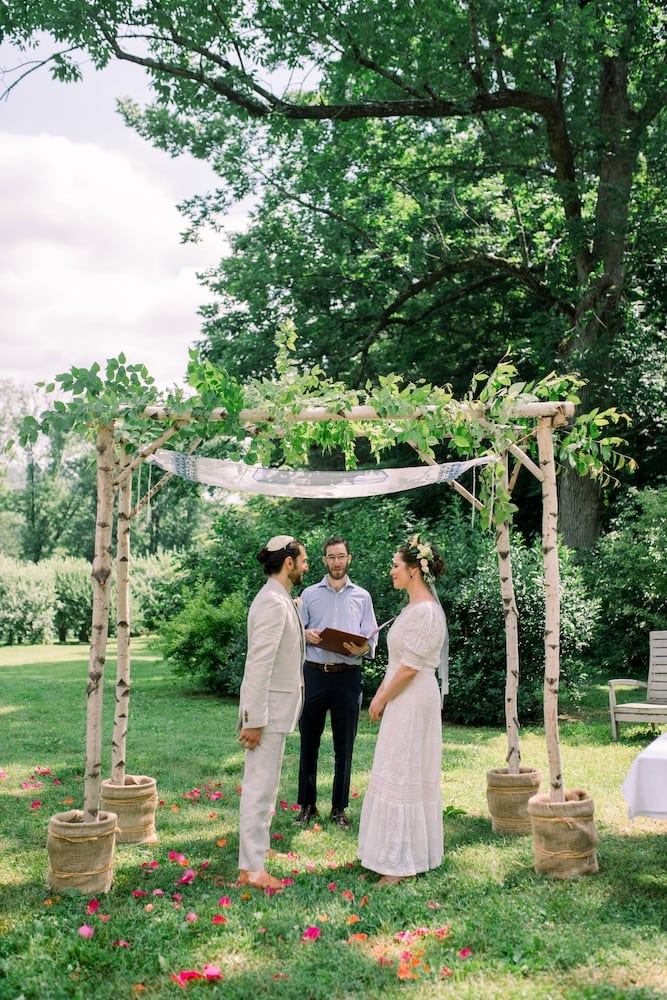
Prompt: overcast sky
<box><xmin>0</xmin><ymin>42</ymin><xmax>241</xmax><ymax>393</ymax></box>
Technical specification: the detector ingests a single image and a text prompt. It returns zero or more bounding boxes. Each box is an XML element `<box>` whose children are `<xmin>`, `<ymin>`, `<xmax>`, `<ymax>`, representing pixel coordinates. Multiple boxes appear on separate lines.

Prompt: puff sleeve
<box><xmin>397</xmin><ymin>603</ymin><xmax>446</xmax><ymax>672</ymax></box>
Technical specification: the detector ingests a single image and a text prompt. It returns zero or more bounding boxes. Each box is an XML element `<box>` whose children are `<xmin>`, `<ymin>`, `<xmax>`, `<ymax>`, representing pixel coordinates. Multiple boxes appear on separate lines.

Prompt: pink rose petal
<box><xmin>301</xmin><ymin>925</ymin><xmax>321</xmax><ymax>942</ymax></box>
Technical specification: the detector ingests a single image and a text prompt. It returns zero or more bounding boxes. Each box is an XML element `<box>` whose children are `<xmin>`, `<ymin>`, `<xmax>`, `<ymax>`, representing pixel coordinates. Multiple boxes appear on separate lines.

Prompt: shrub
<box><xmin>49</xmin><ymin>557</ymin><xmax>117</xmax><ymax>642</ymax></box>
<box><xmin>131</xmin><ymin>553</ymin><xmax>182</xmax><ymax>634</ymax></box>
<box><xmin>0</xmin><ymin>557</ymin><xmax>55</xmax><ymax>644</ymax></box>
<box><xmin>585</xmin><ymin>487</ymin><xmax>667</xmax><ymax>672</ymax></box>
<box><xmin>155</xmin><ymin>494</ymin><xmax>421</xmax><ymax>696</ymax></box>
<box><xmin>445</xmin><ymin>533</ymin><xmax>598</xmax><ymax>726</ymax></box>
<box><xmin>154</xmin><ymin>497</ymin><xmax>318</xmax><ymax>694</ymax></box>
<box><xmin>158</xmin><ymin>583</ymin><xmax>249</xmax><ymax>695</ymax></box>
<box><xmin>50</xmin><ymin>558</ymin><xmax>93</xmax><ymax>642</ymax></box>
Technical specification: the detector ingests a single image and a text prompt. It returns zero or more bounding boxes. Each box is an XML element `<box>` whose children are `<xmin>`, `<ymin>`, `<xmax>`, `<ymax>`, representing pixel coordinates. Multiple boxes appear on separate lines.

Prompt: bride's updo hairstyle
<box><xmin>397</xmin><ymin>534</ymin><xmax>445</xmax><ymax>585</ymax></box>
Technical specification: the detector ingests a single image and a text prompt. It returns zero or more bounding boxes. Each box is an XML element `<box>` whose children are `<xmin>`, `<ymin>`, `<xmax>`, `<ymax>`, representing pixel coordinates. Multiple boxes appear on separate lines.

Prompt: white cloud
<box><xmin>0</xmin><ymin>130</ymin><xmax>223</xmax><ymax>390</ymax></box>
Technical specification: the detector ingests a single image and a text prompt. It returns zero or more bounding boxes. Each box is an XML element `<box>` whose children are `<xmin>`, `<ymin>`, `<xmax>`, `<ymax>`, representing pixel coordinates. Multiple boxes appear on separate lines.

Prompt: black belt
<box><xmin>306</xmin><ymin>660</ymin><xmax>360</xmax><ymax>673</ymax></box>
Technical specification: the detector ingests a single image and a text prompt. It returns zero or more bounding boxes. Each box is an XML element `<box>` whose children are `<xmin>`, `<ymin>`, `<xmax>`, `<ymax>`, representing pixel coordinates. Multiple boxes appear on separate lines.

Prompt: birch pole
<box><xmin>83</xmin><ymin>423</ymin><xmax>116</xmax><ymax>823</ymax></box>
<box><xmin>536</xmin><ymin>416</ymin><xmax>565</xmax><ymax>803</ymax></box>
<box><xmin>496</xmin><ymin>455</ymin><xmax>522</xmax><ymax>774</ymax></box>
<box><xmin>111</xmin><ymin>443</ymin><xmax>131</xmax><ymax>784</ymax></box>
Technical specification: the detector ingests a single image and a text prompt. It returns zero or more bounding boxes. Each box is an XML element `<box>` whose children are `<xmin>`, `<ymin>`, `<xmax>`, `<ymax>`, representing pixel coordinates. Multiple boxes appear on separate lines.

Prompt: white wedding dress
<box><xmin>358</xmin><ymin>600</ymin><xmax>446</xmax><ymax>877</ymax></box>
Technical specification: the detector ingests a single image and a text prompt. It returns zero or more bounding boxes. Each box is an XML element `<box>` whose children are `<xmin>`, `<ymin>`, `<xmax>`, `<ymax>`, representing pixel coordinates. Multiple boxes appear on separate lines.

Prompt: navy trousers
<box><xmin>297</xmin><ymin>662</ymin><xmax>363</xmax><ymax>811</ymax></box>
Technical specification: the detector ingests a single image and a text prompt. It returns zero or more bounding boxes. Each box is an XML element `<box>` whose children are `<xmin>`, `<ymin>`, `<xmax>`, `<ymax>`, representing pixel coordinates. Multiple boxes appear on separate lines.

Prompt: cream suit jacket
<box><xmin>238</xmin><ymin>577</ymin><xmax>305</xmax><ymax>734</ymax></box>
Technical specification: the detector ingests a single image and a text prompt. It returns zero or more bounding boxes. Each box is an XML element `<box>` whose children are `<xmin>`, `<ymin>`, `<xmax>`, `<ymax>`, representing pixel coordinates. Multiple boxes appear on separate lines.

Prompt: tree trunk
<box><xmin>111</xmin><ymin>444</ymin><xmax>131</xmax><ymax>784</ymax></box>
<box><xmin>537</xmin><ymin>417</ymin><xmax>565</xmax><ymax>804</ymax></box>
<box><xmin>558</xmin><ymin>55</ymin><xmax>641</xmax><ymax>550</ymax></box>
<box><xmin>83</xmin><ymin>423</ymin><xmax>115</xmax><ymax>823</ymax></box>
<box><xmin>557</xmin><ymin>467</ymin><xmax>603</xmax><ymax>550</ymax></box>
<box><xmin>496</xmin><ymin>457</ymin><xmax>522</xmax><ymax>774</ymax></box>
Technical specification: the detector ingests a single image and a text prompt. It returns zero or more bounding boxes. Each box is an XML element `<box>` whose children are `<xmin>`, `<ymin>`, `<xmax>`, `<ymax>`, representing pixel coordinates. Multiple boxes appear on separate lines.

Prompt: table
<box><xmin>621</xmin><ymin>732</ymin><xmax>667</xmax><ymax>819</ymax></box>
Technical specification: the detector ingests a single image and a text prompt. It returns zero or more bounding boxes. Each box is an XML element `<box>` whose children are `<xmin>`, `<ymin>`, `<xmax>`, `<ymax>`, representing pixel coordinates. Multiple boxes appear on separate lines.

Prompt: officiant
<box><xmin>295</xmin><ymin>536</ymin><xmax>378</xmax><ymax>829</ymax></box>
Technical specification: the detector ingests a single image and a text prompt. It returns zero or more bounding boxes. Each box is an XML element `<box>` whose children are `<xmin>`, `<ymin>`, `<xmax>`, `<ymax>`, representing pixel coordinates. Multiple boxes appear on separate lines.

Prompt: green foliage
<box><xmin>13</xmin><ymin>450</ymin><xmax>98</xmax><ymax>563</ymax></box>
<box><xmin>159</xmin><ymin>583</ymin><xmax>249</xmax><ymax>696</ymax></box>
<box><xmin>0</xmin><ymin>557</ymin><xmax>55</xmax><ymax>644</ymax></box>
<box><xmin>13</xmin><ymin>337</ymin><xmax>634</xmax><ymax>567</ymax></box>
<box><xmin>130</xmin><ymin>553</ymin><xmax>182</xmax><ymax>634</ymax></box>
<box><xmin>0</xmin><ymin>508</ymin><xmax>23</xmax><ymax>559</ymax></box>
<box><xmin>0</xmin><ymin>554</ymin><xmax>179</xmax><ymax>646</ymax></box>
<box><xmin>445</xmin><ymin>535</ymin><xmax>599</xmax><ymax>727</ymax></box>
<box><xmin>239</xmin><ymin>335</ymin><xmax>631</xmax><ymax>533</ymax></box>
<box><xmin>51</xmin><ymin>558</ymin><xmax>94</xmax><ymax>642</ymax></box>
<box><xmin>3</xmin><ymin>0</ymin><xmax>666</xmax><ymax>554</ymax></box>
<box><xmin>19</xmin><ymin>355</ymin><xmax>243</xmax><ymax>463</ymax></box>
<box><xmin>176</xmin><ymin>494</ymin><xmax>318</xmax><ymax>600</ymax></box>
<box><xmin>128</xmin><ymin>475</ymin><xmax>214</xmax><ymax>557</ymax></box>
<box><xmin>155</xmin><ymin>490</ymin><xmax>498</xmax><ymax>707</ymax></box>
<box><xmin>556</xmin><ymin>406</ymin><xmax>637</xmax><ymax>488</ymax></box>
<box><xmin>584</xmin><ymin>487</ymin><xmax>667</xmax><ymax>672</ymax></box>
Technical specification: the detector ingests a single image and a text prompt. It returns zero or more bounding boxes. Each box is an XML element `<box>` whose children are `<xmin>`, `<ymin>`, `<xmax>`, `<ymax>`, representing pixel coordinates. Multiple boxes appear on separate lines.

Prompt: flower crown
<box><xmin>407</xmin><ymin>533</ymin><xmax>435</xmax><ymax>585</ymax></box>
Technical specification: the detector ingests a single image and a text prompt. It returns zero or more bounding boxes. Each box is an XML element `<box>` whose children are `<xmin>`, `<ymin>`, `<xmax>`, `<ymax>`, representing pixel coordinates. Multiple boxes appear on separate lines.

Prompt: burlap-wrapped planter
<box><xmin>527</xmin><ymin>788</ymin><xmax>599</xmax><ymax>878</ymax></box>
<box><xmin>100</xmin><ymin>775</ymin><xmax>158</xmax><ymax>845</ymax></box>
<box><xmin>486</xmin><ymin>766</ymin><xmax>542</xmax><ymax>835</ymax></box>
<box><xmin>47</xmin><ymin>809</ymin><xmax>117</xmax><ymax>894</ymax></box>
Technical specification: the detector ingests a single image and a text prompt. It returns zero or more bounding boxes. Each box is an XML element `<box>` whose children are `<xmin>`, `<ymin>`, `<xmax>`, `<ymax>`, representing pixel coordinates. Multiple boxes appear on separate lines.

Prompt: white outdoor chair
<box><xmin>609</xmin><ymin>630</ymin><xmax>667</xmax><ymax>740</ymax></box>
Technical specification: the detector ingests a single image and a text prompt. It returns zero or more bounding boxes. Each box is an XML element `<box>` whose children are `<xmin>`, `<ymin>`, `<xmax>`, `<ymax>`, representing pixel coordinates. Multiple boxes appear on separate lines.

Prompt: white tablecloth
<box><xmin>621</xmin><ymin>732</ymin><xmax>667</xmax><ymax>819</ymax></box>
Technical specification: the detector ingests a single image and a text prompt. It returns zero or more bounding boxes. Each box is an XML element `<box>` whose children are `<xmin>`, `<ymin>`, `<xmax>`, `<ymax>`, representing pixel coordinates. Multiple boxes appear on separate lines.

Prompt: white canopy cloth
<box><xmin>621</xmin><ymin>732</ymin><xmax>667</xmax><ymax>820</ymax></box>
<box><xmin>147</xmin><ymin>451</ymin><xmax>497</xmax><ymax>499</ymax></box>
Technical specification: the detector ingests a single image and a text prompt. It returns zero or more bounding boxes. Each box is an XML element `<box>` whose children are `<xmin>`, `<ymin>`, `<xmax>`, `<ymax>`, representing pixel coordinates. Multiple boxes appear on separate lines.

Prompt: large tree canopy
<box><xmin>2</xmin><ymin>1</ymin><xmax>666</xmax><ymax>545</ymax></box>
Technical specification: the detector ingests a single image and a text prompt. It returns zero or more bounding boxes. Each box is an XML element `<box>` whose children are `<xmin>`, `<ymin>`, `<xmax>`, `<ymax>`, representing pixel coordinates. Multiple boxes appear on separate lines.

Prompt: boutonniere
<box><xmin>293</xmin><ymin>597</ymin><xmax>303</xmax><ymax>608</ymax></box>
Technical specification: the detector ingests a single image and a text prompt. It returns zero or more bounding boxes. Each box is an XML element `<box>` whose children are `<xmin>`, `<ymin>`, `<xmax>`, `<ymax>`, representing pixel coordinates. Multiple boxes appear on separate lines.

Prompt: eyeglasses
<box><xmin>325</xmin><ymin>554</ymin><xmax>350</xmax><ymax>562</ymax></box>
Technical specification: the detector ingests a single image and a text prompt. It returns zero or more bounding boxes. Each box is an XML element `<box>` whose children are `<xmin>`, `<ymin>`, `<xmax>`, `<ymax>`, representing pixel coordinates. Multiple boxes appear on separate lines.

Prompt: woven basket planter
<box><xmin>47</xmin><ymin>809</ymin><xmax>118</xmax><ymax>894</ymax></box>
<box><xmin>486</xmin><ymin>766</ymin><xmax>542</xmax><ymax>835</ymax></box>
<box><xmin>527</xmin><ymin>788</ymin><xmax>599</xmax><ymax>878</ymax></box>
<box><xmin>100</xmin><ymin>775</ymin><xmax>159</xmax><ymax>845</ymax></box>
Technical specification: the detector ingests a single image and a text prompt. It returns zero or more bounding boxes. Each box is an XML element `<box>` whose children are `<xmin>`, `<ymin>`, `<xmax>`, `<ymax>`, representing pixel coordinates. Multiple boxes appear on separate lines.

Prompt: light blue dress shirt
<box><xmin>298</xmin><ymin>576</ymin><xmax>378</xmax><ymax>666</ymax></box>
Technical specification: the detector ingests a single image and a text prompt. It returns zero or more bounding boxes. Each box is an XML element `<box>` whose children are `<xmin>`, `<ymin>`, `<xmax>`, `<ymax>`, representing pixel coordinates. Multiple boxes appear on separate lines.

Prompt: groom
<box><xmin>237</xmin><ymin>535</ymin><xmax>308</xmax><ymax>892</ymax></box>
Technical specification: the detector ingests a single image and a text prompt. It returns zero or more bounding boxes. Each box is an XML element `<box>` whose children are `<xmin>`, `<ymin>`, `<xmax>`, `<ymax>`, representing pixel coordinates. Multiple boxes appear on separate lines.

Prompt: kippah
<box><xmin>265</xmin><ymin>534</ymin><xmax>295</xmax><ymax>551</ymax></box>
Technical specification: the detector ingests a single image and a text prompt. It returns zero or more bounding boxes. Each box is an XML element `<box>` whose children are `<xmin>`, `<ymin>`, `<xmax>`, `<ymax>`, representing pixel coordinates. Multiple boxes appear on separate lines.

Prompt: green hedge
<box><xmin>0</xmin><ymin>554</ymin><xmax>177</xmax><ymax>645</ymax></box>
<box><xmin>52</xmin><ymin>558</ymin><xmax>94</xmax><ymax>642</ymax></box>
<box><xmin>0</xmin><ymin>557</ymin><xmax>55</xmax><ymax>644</ymax></box>
<box><xmin>445</xmin><ymin>534</ymin><xmax>598</xmax><ymax>726</ymax></box>
<box><xmin>584</xmin><ymin>486</ymin><xmax>667</xmax><ymax>672</ymax></box>
<box><xmin>160</xmin><ymin>583</ymin><xmax>249</xmax><ymax>696</ymax></box>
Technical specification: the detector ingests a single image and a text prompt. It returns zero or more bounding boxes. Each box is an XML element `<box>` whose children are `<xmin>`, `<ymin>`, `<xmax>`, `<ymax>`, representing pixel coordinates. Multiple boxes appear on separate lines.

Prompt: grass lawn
<box><xmin>1</xmin><ymin>639</ymin><xmax>666</xmax><ymax>999</ymax></box>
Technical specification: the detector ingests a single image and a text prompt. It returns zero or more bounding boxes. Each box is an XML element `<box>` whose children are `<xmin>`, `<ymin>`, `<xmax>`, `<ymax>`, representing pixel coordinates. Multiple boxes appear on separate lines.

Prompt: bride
<box><xmin>358</xmin><ymin>535</ymin><xmax>448</xmax><ymax>886</ymax></box>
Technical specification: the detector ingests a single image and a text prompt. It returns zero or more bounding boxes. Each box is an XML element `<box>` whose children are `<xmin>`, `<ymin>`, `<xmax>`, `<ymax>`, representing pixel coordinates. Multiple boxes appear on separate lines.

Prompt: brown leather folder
<box><xmin>315</xmin><ymin>618</ymin><xmax>393</xmax><ymax>655</ymax></box>
<box><xmin>317</xmin><ymin>627</ymin><xmax>368</xmax><ymax>655</ymax></box>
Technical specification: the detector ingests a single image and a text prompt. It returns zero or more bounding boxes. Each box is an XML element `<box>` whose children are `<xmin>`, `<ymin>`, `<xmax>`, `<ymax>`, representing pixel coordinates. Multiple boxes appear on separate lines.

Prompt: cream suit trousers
<box><xmin>238</xmin><ymin>731</ymin><xmax>287</xmax><ymax>871</ymax></box>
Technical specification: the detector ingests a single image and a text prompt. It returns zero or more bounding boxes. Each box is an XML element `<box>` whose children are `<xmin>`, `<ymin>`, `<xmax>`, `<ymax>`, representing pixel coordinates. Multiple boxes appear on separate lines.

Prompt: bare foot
<box><xmin>238</xmin><ymin>869</ymin><xmax>284</xmax><ymax>892</ymax></box>
<box><xmin>375</xmin><ymin>873</ymin><xmax>414</xmax><ymax>887</ymax></box>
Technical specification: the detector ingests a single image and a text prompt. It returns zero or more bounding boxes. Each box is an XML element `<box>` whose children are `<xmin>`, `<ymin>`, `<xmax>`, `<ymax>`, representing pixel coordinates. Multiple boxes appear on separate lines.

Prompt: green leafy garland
<box><xmin>16</xmin><ymin>321</ymin><xmax>634</xmax><ymax>531</ymax></box>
